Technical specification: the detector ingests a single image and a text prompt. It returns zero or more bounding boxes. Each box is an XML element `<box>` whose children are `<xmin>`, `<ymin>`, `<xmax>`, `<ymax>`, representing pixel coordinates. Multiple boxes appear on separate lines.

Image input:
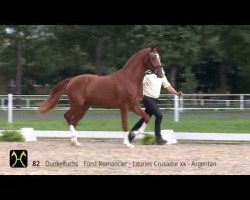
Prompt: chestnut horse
<box><xmin>39</xmin><ymin>45</ymin><xmax>163</xmax><ymax>148</ymax></box>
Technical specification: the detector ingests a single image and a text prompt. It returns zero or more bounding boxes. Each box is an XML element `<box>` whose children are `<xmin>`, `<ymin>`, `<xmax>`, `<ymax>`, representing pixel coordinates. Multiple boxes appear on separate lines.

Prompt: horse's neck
<box><xmin>121</xmin><ymin>50</ymin><xmax>147</xmax><ymax>85</ymax></box>
<box><xmin>127</xmin><ymin>62</ymin><xmax>145</xmax><ymax>84</ymax></box>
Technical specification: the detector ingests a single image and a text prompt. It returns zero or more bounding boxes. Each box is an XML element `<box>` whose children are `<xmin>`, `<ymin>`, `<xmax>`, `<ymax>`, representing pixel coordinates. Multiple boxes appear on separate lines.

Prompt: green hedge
<box><xmin>141</xmin><ymin>133</ymin><xmax>156</xmax><ymax>145</ymax></box>
<box><xmin>0</xmin><ymin>130</ymin><xmax>25</xmax><ymax>142</ymax></box>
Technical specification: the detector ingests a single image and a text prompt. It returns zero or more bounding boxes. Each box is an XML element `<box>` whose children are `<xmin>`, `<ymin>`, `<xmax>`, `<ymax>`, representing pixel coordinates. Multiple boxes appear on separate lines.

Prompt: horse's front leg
<box><xmin>130</xmin><ymin>103</ymin><xmax>150</xmax><ymax>135</ymax></box>
<box><xmin>131</xmin><ymin>103</ymin><xmax>150</xmax><ymax>123</ymax></box>
<box><xmin>120</xmin><ymin>105</ymin><xmax>134</xmax><ymax>148</ymax></box>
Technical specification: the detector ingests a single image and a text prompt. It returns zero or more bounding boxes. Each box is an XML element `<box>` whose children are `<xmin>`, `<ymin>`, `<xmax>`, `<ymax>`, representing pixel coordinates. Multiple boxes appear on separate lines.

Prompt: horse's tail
<box><xmin>39</xmin><ymin>78</ymin><xmax>71</xmax><ymax>114</ymax></box>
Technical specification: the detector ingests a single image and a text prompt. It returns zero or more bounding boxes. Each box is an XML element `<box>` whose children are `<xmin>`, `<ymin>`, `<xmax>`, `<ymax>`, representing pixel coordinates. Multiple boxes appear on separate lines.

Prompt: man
<box><xmin>128</xmin><ymin>68</ymin><xmax>183</xmax><ymax>145</ymax></box>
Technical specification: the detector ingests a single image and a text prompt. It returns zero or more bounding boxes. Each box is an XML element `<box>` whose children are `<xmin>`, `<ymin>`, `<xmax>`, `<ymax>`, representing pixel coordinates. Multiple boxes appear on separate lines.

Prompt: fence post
<box><xmin>8</xmin><ymin>94</ymin><xmax>13</xmax><ymax>123</ymax></box>
<box><xmin>1</xmin><ymin>98</ymin><xmax>4</xmax><ymax>109</ymax></box>
<box><xmin>26</xmin><ymin>99</ymin><xmax>30</xmax><ymax>108</ymax></box>
<box><xmin>174</xmin><ymin>95</ymin><xmax>179</xmax><ymax>122</ymax></box>
<box><xmin>240</xmin><ymin>94</ymin><xmax>244</xmax><ymax>110</ymax></box>
<box><xmin>179</xmin><ymin>96</ymin><xmax>183</xmax><ymax>112</ymax></box>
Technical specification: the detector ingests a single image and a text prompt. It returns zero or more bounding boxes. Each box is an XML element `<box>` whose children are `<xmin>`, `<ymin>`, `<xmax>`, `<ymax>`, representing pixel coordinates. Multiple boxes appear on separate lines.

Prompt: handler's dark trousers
<box><xmin>131</xmin><ymin>95</ymin><xmax>163</xmax><ymax>139</ymax></box>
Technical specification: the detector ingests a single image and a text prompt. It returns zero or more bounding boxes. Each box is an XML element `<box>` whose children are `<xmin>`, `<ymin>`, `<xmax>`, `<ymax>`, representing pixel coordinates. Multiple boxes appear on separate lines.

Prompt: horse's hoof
<box><xmin>128</xmin><ymin>131</ymin><xmax>136</xmax><ymax>143</ymax></box>
<box><xmin>124</xmin><ymin>142</ymin><xmax>134</xmax><ymax>148</ymax></box>
<box><xmin>71</xmin><ymin>140</ymin><xmax>82</xmax><ymax>147</ymax></box>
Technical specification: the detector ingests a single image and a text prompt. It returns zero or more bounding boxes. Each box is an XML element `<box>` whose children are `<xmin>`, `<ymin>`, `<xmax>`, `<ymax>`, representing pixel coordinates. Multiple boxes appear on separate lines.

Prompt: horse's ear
<box><xmin>150</xmin><ymin>44</ymin><xmax>160</xmax><ymax>52</ymax></box>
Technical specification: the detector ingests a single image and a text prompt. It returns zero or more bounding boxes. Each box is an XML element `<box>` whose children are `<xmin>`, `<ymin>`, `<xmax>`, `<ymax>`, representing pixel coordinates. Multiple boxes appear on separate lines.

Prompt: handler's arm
<box><xmin>165</xmin><ymin>86</ymin><xmax>183</xmax><ymax>97</ymax></box>
<box><xmin>162</xmin><ymin>75</ymin><xmax>183</xmax><ymax>97</ymax></box>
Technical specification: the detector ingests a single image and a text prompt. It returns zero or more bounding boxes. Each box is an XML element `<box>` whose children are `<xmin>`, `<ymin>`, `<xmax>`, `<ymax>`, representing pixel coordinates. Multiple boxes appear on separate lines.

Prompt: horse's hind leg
<box><xmin>64</xmin><ymin>102</ymin><xmax>89</xmax><ymax>146</ymax></box>
<box><xmin>70</xmin><ymin>105</ymin><xmax>90</xmax><ymax>146</ymax></box>
<box><xmin>131</xmin><ymin>103</ymin><xmax>150</xmax><ymax>123</ymax></box>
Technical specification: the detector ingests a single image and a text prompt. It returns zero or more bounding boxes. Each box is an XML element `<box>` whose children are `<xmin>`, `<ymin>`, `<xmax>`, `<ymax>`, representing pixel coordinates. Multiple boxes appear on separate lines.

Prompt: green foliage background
<box><xmin>1</xmin><ymin>25</ymin><xmax>250</xmax><ymax>94</ymax></box>
<box><xmin>0</xmin><ymin>130</ymin><xmax>24</xmax><ymax>142</ymax></box>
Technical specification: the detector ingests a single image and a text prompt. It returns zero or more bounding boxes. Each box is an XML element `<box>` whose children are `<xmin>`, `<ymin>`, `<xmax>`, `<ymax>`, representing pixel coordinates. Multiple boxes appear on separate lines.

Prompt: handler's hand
<box><xmin>178</xmin><ymin>91</ymin><xmax>183</xmax><ymax>97</ymax></box>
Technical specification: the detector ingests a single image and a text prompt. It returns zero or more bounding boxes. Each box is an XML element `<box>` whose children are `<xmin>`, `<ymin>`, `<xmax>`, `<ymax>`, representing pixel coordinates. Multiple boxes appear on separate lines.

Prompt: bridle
<box><xmin>148</xmin><ymin>52</ymin><xmax>164</xmax><ymax>78</ymax></box>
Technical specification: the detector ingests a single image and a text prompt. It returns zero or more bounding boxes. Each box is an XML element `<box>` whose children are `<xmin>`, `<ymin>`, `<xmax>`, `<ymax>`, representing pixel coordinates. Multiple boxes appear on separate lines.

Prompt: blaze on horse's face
<box><xmin>147</xmin><ymin>45</ymin><xmax>164</xmax><ymax>78</ymax></box>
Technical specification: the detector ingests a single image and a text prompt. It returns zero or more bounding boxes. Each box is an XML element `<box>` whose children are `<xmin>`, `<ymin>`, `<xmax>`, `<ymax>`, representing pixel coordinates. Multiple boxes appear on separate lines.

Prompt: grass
<box><xmin>0</xmin><ymin>110</ymin><xmax>250</xmax><ymax>133</ymax></box>
<box><xmin>0</xmin><ymin>117</ymin><xmax>250</xmax><ymax>133</ymax></box>
<box><xmin>141</xmin><ymin>133</ymin><xmax>156</xmax><ymax>145</ymax></box>
<box><xmin>0</xmin><ymin>130</ymin><xmax>25</xmax><ymax>142</ymax></box>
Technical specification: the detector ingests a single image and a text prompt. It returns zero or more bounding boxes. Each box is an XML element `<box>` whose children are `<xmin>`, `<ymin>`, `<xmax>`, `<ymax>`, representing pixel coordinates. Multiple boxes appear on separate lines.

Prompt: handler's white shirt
<box><xmin>143</xmin><ymin>73</ymin><xmax>171</xmax><ymax>99</ymax></box>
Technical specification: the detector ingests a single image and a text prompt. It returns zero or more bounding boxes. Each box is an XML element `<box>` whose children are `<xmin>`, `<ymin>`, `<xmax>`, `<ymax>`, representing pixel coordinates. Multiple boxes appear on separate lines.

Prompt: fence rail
<box><xmin>1</xmin><ymin>94</ymin><xmax>250</xmax><ymax>123</ymax></box>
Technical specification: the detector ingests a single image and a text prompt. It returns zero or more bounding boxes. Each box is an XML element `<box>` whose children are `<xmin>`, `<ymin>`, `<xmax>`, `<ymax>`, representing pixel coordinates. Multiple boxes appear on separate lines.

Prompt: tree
<box><xmin>180</xmin><ymin>67</ymin><xmax>198</xmax><ymax>93</ymax></box>
<box><xmin>1</xmin><ymin>25</ymin><xmax>36</xmax><ymax>94</ymax></box>
<box><xmin>1</xmin><ymin>25</ymin><xmax>250</xmax><ymax>95</ymax></box>
<box><xmin>198</xmin><ymin>25</ymin><xmax>250</xmax><ymax>93</ymax></box>
<box><xmin>143</xmin><ymin>25</ymin><xmax>202</xmax><ymax>89</ymax></box>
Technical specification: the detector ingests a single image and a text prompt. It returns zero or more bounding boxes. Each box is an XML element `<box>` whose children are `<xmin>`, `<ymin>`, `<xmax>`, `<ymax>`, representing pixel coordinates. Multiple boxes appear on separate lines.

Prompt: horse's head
<box><xmin>122</xmin><ymin>44</ymin><xmax>164</xmax><ymax>78</ymax></box>
<box><xmin>145</xmin><ymin>44</ymin><xmax>164</xmax><ymax>78</ymax></box>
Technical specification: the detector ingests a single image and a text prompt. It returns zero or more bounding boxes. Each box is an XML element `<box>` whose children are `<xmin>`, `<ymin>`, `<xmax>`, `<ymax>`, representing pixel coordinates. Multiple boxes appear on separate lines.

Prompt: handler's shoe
<box><xmin>156</xmin><ymin>137</ymin><xmax>167</xmax><ymax>145</ymax></box>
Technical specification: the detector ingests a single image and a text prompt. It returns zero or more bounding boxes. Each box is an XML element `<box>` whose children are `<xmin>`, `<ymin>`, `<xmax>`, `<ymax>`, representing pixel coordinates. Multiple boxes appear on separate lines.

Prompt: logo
<box><xmin>10</xmin><ymin>150</ymin><xmax>28</xmax><ymax>168</ymax></box>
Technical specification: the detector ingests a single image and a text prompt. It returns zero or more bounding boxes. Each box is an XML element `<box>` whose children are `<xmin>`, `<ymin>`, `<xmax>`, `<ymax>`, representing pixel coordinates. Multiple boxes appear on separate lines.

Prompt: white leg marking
<box><xmin>123</xmin><ymin>132</ymin><xmax>134</xmax><ymax>148</ymax></box>
<box><xmin>138</xmin><ymin>122</ymin><xmax>147</xmax><ymax>134</ymax></box>
<box><xmin>69</xmin><ymin>125</ymin><xmax>82</xmax><ymax>146</ymax></box>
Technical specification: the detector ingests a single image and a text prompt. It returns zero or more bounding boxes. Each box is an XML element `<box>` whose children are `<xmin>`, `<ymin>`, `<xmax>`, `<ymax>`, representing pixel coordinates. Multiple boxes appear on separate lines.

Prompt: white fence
<box><xmin>1</xmin><ymin>94</ymin><xmax>250</xmax><ymax>123</ymax></box>
<box><xmin>2</xmin><ymin>129</ymin><xmax>250</xmax><ymax>142</ymax></box>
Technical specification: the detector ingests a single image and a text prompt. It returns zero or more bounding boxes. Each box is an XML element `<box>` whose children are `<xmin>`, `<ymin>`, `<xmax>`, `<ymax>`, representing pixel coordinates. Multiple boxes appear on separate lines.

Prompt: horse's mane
<box><xmin>122</xmin><ymin>48</ymin><xmax>150</xmax><ymax>70</ymax></box>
